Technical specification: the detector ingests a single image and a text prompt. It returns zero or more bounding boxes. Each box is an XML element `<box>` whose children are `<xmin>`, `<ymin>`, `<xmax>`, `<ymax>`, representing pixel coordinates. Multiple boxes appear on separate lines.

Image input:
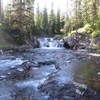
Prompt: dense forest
<box><xmin>0</xmin><ymin>0</ymin><xmax>100</xmax><ymax>47</ymax></box>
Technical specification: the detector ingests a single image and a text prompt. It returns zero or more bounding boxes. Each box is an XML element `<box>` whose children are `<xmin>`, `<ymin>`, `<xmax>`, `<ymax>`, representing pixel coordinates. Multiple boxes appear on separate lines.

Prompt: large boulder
<box><xmin>63</xmin><ymin>32</ymin><xmax>90</xmax><ymax>49</ymax></box>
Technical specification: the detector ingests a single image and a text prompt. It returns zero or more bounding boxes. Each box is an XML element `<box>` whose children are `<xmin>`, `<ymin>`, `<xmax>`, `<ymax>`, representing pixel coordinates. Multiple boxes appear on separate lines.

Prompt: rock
<box><xmin>83</xmin><ymin>88</ymin><xmax>100</xmax><ymax>100</ymax></box>
<box><xmin>63</xmin><ymin>32</ymin><xmax>90</xmax><ymax>50</ymax></box>
<box><xmin>38</xmin><ymin>61</ymin><xmax>55</xmax><ymax>66</ymax></box>
<box><xmin>91</xmin><ymin>37</ymin><xmax>100</xmax><ymax>45</ymax></box>
<box><xmin>39</xmin><ymin>78</ymin><xmax>84</xmax><ymax>100</ymax></box>
<box><xmin>7</xmin><ymin>61</ymin><xmax>39</xmax><ymax>80</ymax></box>
<box><xmin>32</xmin><ymin>37</ymin><xmax>40</xmax><ymax>48</ymax></box>
<box><xmin>90</xmin><ymin>37</ymin><xmax>100</xmax><ymax>49</ymax></box>
<box><xmin>63</xmin><ymin>36</ymin><xmax>78</xmax><ymax>49</ymax></box>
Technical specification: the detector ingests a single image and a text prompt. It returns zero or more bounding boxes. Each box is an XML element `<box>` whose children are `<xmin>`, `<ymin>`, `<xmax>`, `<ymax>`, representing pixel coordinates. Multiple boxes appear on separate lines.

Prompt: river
<box><xmin>0</xmin><ymin>38</ymin><xmax>100</xmax><ymax>100</ymax></box>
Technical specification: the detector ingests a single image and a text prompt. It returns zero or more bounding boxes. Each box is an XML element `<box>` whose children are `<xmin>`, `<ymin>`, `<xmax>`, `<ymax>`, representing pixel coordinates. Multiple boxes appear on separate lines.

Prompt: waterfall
<box><xmin>38</xmin><ymin>38</ymin><xmax>64</xmax><ymax>49</ymax></box>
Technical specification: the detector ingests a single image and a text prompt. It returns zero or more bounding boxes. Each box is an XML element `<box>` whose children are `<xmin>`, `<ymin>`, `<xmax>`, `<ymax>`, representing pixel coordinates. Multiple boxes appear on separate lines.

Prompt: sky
<box><xmin>34</xmin><ymin>0</ymin><xmax>72</xmax><ymax>13</ymax></box>
<box><xmin>3</xmin><ymin>0</ymin><xmax>10</xmax><ymax>8</ymax></box>
<box><xmin>3</xmin><ymin>0</ymin><xmax>72</xmax><ymax>14</ymax></box>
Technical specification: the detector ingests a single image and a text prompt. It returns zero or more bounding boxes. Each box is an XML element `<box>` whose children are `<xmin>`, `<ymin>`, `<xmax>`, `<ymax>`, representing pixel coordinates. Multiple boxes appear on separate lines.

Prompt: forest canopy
<box><xmin>0</xmin><ymin>0</ymin><xmax>100</xmax><ymax>45</ymax></box>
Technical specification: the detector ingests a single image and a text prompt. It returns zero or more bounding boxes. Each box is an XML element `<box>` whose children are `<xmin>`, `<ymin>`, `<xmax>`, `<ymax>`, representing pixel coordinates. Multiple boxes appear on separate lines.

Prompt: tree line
<box><xmin>0</xmin><ymin>0</ymin><xmax>100</xmax><ymax>45</ymax></box>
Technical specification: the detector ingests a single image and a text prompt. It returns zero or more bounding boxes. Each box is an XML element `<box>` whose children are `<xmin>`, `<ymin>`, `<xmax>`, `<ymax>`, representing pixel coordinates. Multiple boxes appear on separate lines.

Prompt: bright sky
<box><xmin>3</xmin><ymin>0</ymin><xmax>10</xmax><ymax>8</ymax></box>
<box><xmin>34</xmin><ymin>0</ymin><xmax>72</xmax><ymax>13</ymax></box>
<box><xmin>3</xmin><ymin>0</ymin><xmax>72</xmax><ymax>14</ymax></box>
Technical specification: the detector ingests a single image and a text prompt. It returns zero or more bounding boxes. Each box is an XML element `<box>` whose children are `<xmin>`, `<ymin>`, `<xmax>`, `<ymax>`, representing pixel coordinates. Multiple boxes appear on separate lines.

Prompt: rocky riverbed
<box><xmin>0</xmin><ymin>47</ymin><xmax>100</xmax><ymax>100</ymax></box>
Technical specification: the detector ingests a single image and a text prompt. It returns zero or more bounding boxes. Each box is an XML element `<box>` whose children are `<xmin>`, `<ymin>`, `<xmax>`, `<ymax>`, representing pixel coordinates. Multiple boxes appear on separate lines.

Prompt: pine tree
<box><xmin>5</xmin><ymin>0</ymin><xmax>35</xmax><ymax>45</ymax></box>
<box><xmin>48</xmin><ymin>3</ymin><xmax>56</xmax><ymax>35</ymax></box>
<box><xmin>55</xmin><ymin>9</ymin><xmax>61</xmax><ymax>33</ymax></box>
<box><xmin>42</xmin><ymin>8</ymin><xmax>49</xmax><ymax>35</ymax></box>
<box><xmin>35</xmin><ymin>3</ymin><xmax>42</xmax><ymax>34</ymax></box>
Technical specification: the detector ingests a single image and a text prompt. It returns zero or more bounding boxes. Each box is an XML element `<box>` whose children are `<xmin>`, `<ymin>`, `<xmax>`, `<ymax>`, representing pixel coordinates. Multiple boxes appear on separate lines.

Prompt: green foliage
<box><xmin>95</xmin><ymin>19</ymin><xmax>100</xmax><ymax>30</ymax></box>
<box><xmin>3</xmin><ymin>0</ymin><xmax>35</xmax><ymax>45</ymax></box>
<box><xmin>91</xmin><ymin>30</ymin><xmax>100</xmax><ymax>38</ymax></box>
<box><xmin>0</xmin><ymin>45</ymin><xmax>12</xmax><ymax>50</ymax></box>
<box><xmin>83</xmin><ymin>24</ymin><xmax>93</xmax><ymax>34</ymax></box>
<box><xmin>64</xmin><ymin>32</ymin><xmax>72</xmax><ymax>37</ymax></box>
<box><xmin>9</xmin><ymin>28</ymin><xmax>25</xmax><ymax>45</ymax></box>
<box><xmin>42</xmin><ymin>8</ymin><xmax>49</xmax><ymax>34</ymax></box>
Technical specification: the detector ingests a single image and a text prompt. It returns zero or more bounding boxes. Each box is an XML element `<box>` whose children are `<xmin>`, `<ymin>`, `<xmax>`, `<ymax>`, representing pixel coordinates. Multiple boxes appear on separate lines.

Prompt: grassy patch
<box><xmin>0</xmin><ymin>45</ymin><xmax>13</xmax><ymax>50</ymax></box>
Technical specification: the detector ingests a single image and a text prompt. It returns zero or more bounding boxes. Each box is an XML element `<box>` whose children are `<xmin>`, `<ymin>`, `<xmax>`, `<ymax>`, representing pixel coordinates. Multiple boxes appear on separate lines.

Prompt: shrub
<box><xmin>83</xmin><ymin>24</ymin><xmax>93</xmax><ymax>34</ymax></box>
<box><xmin>95</xmin><ymin>19</ymin><xmax>100</xmax><ymax>30</ymax></box>
<box><xmin>9</xmin><ymin>28</ymin><xmax>25</xmax><ymax>45</ymax></box>
<box><xmin>91</xmin><ymin>30</ymin><xmax>100</xmax><ymax>38</ymax></box>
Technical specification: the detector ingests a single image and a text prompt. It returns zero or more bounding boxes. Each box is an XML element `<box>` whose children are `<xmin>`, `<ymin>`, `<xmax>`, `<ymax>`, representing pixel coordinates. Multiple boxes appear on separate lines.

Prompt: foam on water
<box><xmin>0</xmin><ymin>58</ymin><xmax>24</xmax><ymax>70</ymax></box>
<box><xmin>38</xmin><ymin>38</ymin><xmax>64</xmax><ymax>49</ymax></box>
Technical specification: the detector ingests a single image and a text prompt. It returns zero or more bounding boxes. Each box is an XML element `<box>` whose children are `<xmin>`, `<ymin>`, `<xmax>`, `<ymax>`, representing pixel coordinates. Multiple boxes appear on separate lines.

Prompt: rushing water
<box><xmin>0</xmin><ymin>38</ymin><xmax>100</xmax><ymax>100</ymax></box>
<box><xmin>38</xmin><ymin>38</ymin><xmax>64</xmax><ymax>49</ymax></box>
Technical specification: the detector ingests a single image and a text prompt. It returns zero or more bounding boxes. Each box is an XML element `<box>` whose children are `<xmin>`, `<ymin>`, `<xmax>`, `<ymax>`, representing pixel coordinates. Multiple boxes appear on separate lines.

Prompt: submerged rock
<box><xmin>39</xmin><ymin>79</ymin><xmax>84</xmax><ymax>100</ymax></box>
<box><xmin>38</xmin><ymin>61</ymin><xmax>56</xmax><ymax>66</ymax></box>
<box><xmin>83</xmin><ymin>88</ymin><xmax>100</xmax><ymax>100</ymax></box>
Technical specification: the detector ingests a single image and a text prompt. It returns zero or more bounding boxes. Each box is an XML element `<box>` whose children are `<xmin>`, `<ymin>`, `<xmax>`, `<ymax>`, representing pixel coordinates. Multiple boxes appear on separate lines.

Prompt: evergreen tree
<box><xmin>35</xmin><ymin>3</ymin><xmax>42</xmax><ymax>34</ymax></box>
<box><xmin>4</xmin><ymin>0</ymin><xmax>35</xmax><ymax>45</ymax></box>
<box><xmin>55</xmin><ymin>9</ymin><xmax>61</xmax><ymax>33</ymax></box>
<box><xmin>42</xmin><ymin>8</ymin><xmax>49</xmax><ymax>35</ymax></box>
<box><xmin>48</xmin><ymin>3</ymin><xmax>56</xmax><ymax>35</ymax></box>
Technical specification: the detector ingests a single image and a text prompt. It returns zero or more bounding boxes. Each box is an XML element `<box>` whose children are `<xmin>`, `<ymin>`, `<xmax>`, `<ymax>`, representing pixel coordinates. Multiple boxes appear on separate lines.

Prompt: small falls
<box><xmin>38</xmin><ymin>38</ymin><xmax>64</xmax><ymax>49</ymax></box>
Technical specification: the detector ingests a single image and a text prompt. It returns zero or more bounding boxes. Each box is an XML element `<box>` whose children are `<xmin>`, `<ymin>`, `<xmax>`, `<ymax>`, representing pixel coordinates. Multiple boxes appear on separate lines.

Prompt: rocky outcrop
<box><xmin>63</xmin><ymin>32</ymin><xmax>90</xmax><ymax>50</ymax></box>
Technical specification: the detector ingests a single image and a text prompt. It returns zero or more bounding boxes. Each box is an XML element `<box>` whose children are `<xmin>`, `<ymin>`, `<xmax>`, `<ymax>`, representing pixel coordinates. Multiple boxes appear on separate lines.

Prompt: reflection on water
<box><xmin>73</xmin><ymin>60</ymin><xmax>100</xmax><ymax>92</ymax></box>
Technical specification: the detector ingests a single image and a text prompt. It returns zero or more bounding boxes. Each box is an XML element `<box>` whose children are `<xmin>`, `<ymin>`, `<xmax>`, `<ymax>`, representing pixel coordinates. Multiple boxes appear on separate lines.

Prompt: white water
<box><xmin>38</xmin><ymin>38</ymin><xmax>64</xmax><ymax>49</ymax></box>
<box><xmin>0</xmin><ymin>58</ymin><xmax>25</xmax><ymax>70</ymax></box>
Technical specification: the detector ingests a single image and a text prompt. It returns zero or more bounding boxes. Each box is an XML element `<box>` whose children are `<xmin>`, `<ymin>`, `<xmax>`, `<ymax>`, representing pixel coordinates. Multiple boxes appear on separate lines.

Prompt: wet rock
<box><xmin>38</xmin><ymin>61</ymin><xmax>56</xmax><ymax>66</ymax></box>
<box><xmin>63</xmin><ymin>32</ymin><xmax>90</xmax><ymax>49</ymax></box>
<box><xmin>7</xmin><ymin>62</ymin><xmax>34</xmax><ymax>80</ymax></box>
<box><xmin>8</xmin><ymin>69</ymin><xmax>29</xmax><ymax>80</ymax></box>
<box><xmin>39</xmin><ymin>78</ymin><xmax>84</xmax><ymax>100</ymax></box>
<box><xmin>90</xmin><ymin>37</ymin><xmax>100</xmax><ymax>46</ymax></box>
<box><xmin>63</xmin><ymin>36</ymin><xmax>78</xmax><ymax>49</ymax></box>
<box><xmin>90</xmin><ymin>37</ymin><xmax>100</xmax><ymax>53</ymax></box>
<box><xmin>32</xmin><ymin>37</ymin><xmax>40</xmax><ymax>48</ymax></box>
<box><xmin>83</xmin><ymin>88</ymin><xmax>100</xmax><ymax>100</ymax></box>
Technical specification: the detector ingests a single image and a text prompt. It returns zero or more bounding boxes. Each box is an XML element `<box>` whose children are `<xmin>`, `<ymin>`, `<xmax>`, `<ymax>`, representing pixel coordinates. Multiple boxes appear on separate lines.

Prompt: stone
<box><xmin>90</xmin><ymin>37</ymin><xmax>100</xmax><ymax>48</ymax></box>
<box><xmin>63</xmin><ymin>32</ymin><xmax>90</xmax><ymax>50</ymax></box>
